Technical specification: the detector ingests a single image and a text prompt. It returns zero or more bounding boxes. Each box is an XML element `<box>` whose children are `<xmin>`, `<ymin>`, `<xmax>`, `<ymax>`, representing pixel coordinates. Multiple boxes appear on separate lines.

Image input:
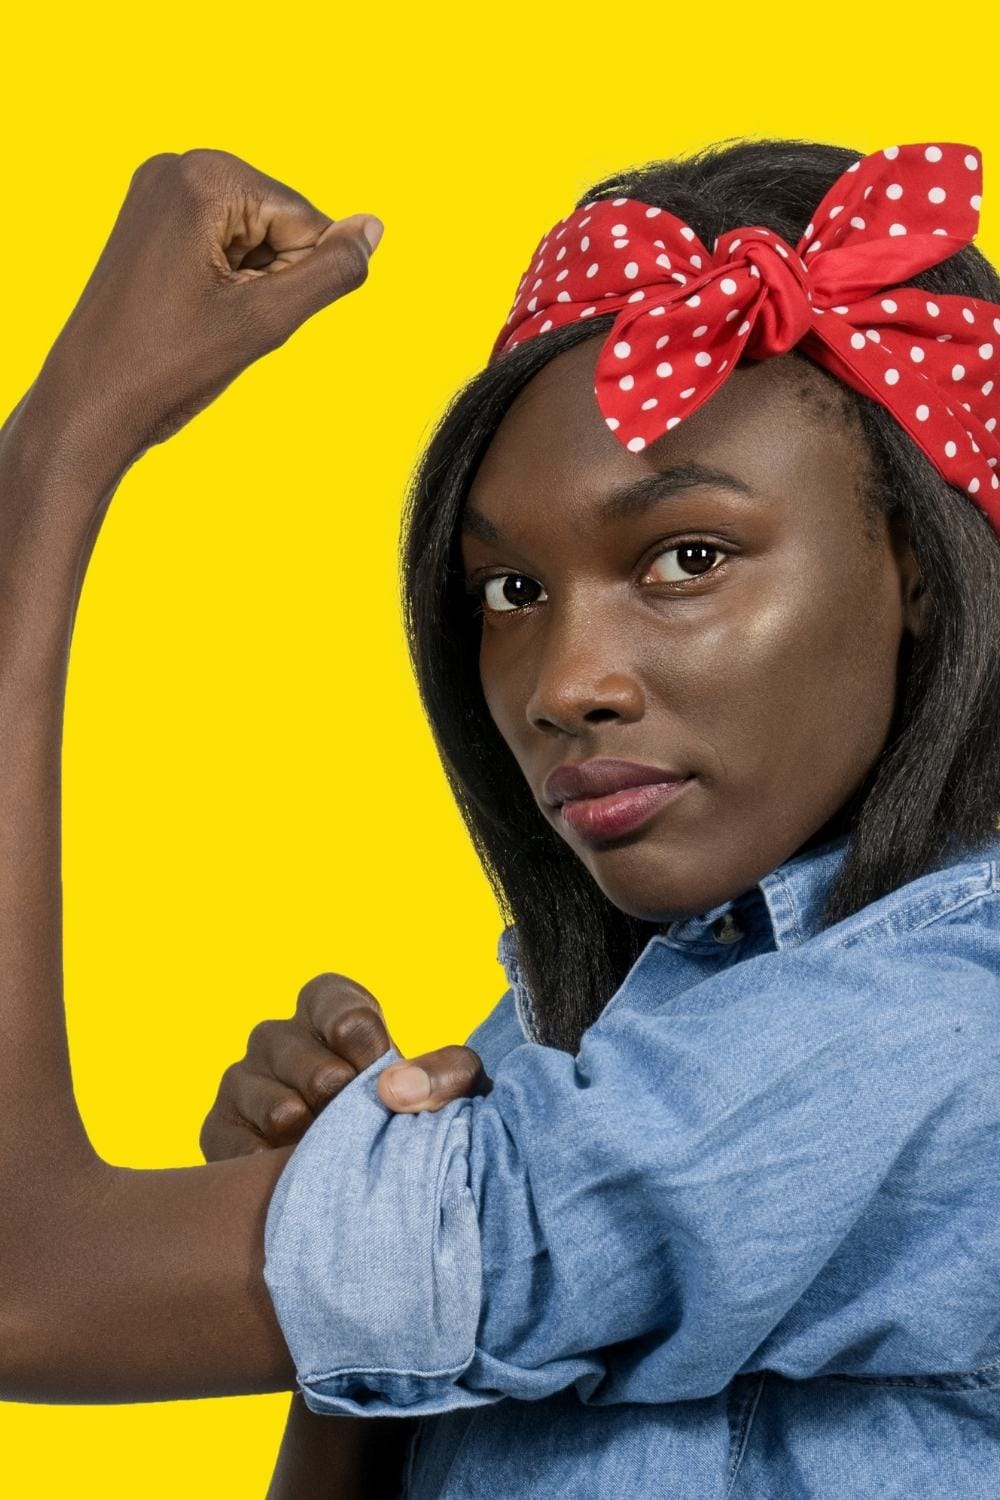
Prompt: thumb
<box><xmin>247</xmin><ymin>213</ymin><xmax>384</xmax><ymax>339</ymax></box>
<box><xmin>378</xmin><ymin>1045</ymin><xmax>491</xmax><ymax>1114</ymax></box>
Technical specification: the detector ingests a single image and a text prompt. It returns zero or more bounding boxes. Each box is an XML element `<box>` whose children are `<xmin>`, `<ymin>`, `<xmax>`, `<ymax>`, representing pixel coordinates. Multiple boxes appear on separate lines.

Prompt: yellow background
<box><xmin>1</xmin><ymin>2</ymin><xmax>997</xmax><ymax>1493</ymax></box>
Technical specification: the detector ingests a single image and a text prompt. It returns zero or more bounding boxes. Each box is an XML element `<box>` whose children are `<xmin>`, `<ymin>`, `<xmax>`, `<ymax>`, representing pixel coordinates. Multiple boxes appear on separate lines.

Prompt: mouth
<box><xmin>558</xmin><ymin>777</ymin><xmax>694</xmax><ymax>842</ymax></box>
<box><xmin>542</xmin><ymin>756</ymin><xmax>690</xmax><ymax>807</ymax></box>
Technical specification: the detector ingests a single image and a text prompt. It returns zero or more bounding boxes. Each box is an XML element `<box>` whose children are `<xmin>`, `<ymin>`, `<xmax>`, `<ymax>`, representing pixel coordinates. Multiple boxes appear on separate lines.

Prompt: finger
<box><xmin>221</xmin><ymin>187</ymin><xmax>367</xmax><ymax>276</ymax></box>
<box><xmin>200</xmin><ymin>1117</ymin><xmax>272</xmax><ymax>1162</ymax></box>
<box><xmin>265</xmin><ymin>197</ymin><xmax>383</xmax><ymax>262</ymax></box>
<box><xmin>188</xmin><ymin>148</ymin><xmax>349</xmax><ymax>276</ymax></box>
<box><xmin>377</xmin><ymin>1045</ymin><xmax>491</xmax><ymax>1114</ymax></box>
<box><xmin>227</xmin><ymin>1066</ymin><xmax>314</xmax><ymax>1144</ymax></box>
<box><xmin>298</xmin><ymin>974</ymin><xmax>397</xmax><ymax>1072</ymax></box>
<box><xmin>240</xmin><ymin>211</ymin><xmax>383</xmax><ymax>336</ymax></box>
<box><xmin>262</xmin><ymin>1031</ymin><xmax>358</xmax><ymax>1113</ymax></box>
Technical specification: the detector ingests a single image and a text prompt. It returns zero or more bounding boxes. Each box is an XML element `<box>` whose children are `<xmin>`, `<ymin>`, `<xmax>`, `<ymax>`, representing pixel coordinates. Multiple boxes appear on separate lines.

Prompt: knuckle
<box><xmin>246</xmin><ymin>1018</ymin><xmax>282</xmax><ymax>1054</ymax></box>
<box><xmin>297</xmin><ymin>972</ymin><xmax>382</xmax><ymax>1018</ymax></box>
<box><xmin>178</xmin><ymin>146</ymin><xmax>233</xmax><ymax>172</ymax></box>
<box><xmin>309</xmin><ymin>1060</ymin><xmax>354</xmax><ymax>1102</ymax></box>
<box><xmin>131</xmin><ymin>155</ymin><xmax>160</xmax><ymax>176</ymax></box>
<box><xmin>296</xmin><ymin>971</ymin><xmax>340</xmax><ymax>1007</ymax></box>
<box><xmin>174</xmin><ymin>149</ymin><xmax>243</xmax><ymax>203</ymax></box>
<box><xmin>216</xmin><ymin>1061</ymin><xmax>243</xmax><ymax>1098</ymax></box>
<box><xmin>441</xmin><ymin>1044</ymin><xmax>483</xmax><ymax>1072</ymax></box>
<box><xmin>329</xmin><ymin>1004</ymin><xmax>388</xmax><ymax>1058</ymax></box>
<box><xmin>437</xmin><ymin>1045</ymin><xmax>485</xmax><ymax>1089</ymax></box>
<box><xmin>131</xmin><ymin>152</ymin><xmax>178</xmax><ymax>182</ymax></box>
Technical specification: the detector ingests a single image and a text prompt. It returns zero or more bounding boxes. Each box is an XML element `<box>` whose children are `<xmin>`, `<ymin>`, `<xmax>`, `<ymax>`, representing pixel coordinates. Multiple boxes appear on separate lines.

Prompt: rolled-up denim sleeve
<box><xmin>263</xmin><ymin>945</ymin><xmax>1000</xmax><ymax>1417</ymax></box>
<box><xmin>264</xmin><ymin>1044</ymin><xmax>487</xmax><ymax>1415</ymax></box>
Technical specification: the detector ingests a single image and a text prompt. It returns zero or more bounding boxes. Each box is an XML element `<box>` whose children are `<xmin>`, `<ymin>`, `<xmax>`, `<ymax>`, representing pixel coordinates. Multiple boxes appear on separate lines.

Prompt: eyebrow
<box><xmin>460</xmin><ymin>463</ymin><xmax>755</xmax><ymax>544</ymax></box>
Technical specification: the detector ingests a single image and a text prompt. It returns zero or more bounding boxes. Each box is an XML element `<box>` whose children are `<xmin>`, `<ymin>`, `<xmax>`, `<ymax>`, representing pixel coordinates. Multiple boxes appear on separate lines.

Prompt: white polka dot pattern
<box><xmin>490</xmin><ymin>143</ymin><xmax>1000</xmax><ymax>531</ymax></box>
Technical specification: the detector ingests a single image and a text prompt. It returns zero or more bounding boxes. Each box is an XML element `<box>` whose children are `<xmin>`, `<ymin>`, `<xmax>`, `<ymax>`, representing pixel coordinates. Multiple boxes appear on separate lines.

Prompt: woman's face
<box><xmin>460</xmin><ymin>336</ymin><xmax>926</xmax><ymax>924</ymax></box>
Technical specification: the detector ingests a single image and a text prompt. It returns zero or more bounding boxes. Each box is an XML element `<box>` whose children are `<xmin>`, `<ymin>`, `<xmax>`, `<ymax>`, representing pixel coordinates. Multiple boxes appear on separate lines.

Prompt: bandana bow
<box><xmin>491</xmin><ymin>143</ymin><xmax>1000</xmax><ymax>530</ymax></box>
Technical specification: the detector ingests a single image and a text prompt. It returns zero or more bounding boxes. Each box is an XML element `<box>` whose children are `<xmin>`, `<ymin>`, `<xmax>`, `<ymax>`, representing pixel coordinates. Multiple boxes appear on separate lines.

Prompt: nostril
<box><xmin>527</xmin><ymin>671</ymin><xmax>643</xmax><ymax>733</ymax></box>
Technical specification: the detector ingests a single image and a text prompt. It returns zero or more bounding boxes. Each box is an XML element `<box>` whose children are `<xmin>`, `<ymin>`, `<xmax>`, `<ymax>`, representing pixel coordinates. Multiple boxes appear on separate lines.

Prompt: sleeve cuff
<box><xmin>263</xmin><ymin>1047</ymin><xmax>494</xmax><ymax>1417</ymax></box>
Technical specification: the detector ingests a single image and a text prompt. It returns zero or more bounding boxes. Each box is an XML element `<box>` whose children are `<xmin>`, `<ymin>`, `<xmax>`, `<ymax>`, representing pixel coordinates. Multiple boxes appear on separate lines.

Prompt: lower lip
<box><xmin>559</xmin><ymin>779</ymin><xmax>693</xmax><ymax>841</ymax></box>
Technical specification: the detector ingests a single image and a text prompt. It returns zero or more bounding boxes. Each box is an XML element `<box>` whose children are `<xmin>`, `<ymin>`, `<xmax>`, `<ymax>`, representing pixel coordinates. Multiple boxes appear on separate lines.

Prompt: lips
<box><xmin>542</xmin><ymin>757</ymin><xmax>689</xmax><ymax>808</ymax></box>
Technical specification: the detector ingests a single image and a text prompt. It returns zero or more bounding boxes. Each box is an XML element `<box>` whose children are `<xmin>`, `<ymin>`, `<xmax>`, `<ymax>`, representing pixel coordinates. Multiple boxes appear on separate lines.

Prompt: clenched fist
<box><xmin>200</xmin><ymin>972</ymin><xmax>491</xmax><ymax>1162</ymax></box>
<box><xmin>30</xmin><ymin>148</ymin><xmax>383</xmax><ymax>483</ymax></box>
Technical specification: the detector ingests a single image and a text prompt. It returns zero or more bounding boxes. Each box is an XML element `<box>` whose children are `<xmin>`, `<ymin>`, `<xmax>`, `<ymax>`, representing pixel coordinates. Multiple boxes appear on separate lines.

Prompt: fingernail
<box><xmin>386</xmin><ymin>1065</ymin><xmax>430</xmax><ymax>1105</ymax></box>
<box><xmin>362</xmin><ymin>217</ymin><xmax>385</xmax><ymax>253</ymax></box>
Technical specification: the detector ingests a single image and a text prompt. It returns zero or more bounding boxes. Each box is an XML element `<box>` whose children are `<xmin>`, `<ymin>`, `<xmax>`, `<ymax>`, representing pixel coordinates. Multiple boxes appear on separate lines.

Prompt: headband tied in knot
<box><xmin>491</xmin><ymin>142</ymin><xmax>1000</xmax><ymax>532</ymax></box>
<box><xmin>733</xmin><ymin>232</ymin><xmax>813</xmax><ymax>357</ymax></box>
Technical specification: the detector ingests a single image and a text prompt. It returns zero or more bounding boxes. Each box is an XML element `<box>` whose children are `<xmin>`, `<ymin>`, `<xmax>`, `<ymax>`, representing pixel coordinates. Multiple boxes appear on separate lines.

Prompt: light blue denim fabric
<box><xmin>264</xmin><ymin>830</ymin><xmax>1000</xmax><ymax>1497</ymax></box>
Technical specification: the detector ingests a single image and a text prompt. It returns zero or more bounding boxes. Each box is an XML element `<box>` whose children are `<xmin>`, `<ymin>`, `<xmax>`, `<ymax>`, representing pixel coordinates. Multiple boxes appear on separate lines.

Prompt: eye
<box><xmin>465</xmin><ymin>538</ymin><xmax>731</xmax><ymax>617</ymax></box>
<box><xmin>644</xmin><ymin>540</ymin><xmax>729</xmax><ymax>585</ymax></box>
<box><xmin>473</xmin><ymin>573</ymin><xmax>548</xmax><ymax>615</ymax></box>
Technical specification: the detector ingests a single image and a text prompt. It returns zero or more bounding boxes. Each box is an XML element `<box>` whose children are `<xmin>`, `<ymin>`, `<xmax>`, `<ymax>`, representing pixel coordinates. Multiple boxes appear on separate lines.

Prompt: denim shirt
<box><xmin>264</xmin><ymin>831</ymin><xmax>1000</xmax><ymax>1497</ymax></box>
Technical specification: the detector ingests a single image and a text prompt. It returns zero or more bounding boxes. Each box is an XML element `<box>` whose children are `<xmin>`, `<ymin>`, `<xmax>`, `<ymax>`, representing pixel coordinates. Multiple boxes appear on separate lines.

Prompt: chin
<box><xmin>608</xmin><ymin>892</ymin><xmax>707</xmax><ymax>925</ymax></box>
<box><xmin>582</xmin><ymin>853</ymin><xmax>715</xmax><ymax>926</ymax></box>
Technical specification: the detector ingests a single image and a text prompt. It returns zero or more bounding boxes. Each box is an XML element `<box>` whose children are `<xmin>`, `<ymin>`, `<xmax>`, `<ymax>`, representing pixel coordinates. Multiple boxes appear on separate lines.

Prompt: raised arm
<box><xmin>0</xmin><ymin>149</ymin><xmax>384</xmax><ymax>1402</ymax></box>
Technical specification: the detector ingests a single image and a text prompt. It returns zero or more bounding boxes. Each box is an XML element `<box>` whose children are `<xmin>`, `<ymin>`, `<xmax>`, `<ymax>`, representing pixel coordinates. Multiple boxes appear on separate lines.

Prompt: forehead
<box><xmin>464</xmin><ymin>336</ymin><xmax>868</xmax><ymax>529</ymax></box>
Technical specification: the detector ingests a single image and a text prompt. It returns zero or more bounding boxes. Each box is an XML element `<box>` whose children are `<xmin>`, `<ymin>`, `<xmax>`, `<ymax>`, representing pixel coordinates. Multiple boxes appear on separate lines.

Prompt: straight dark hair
<box><xmin>400</xmin><ymin>138</ymin><xmax>1000</xmax><ymax>1052</ymax></box>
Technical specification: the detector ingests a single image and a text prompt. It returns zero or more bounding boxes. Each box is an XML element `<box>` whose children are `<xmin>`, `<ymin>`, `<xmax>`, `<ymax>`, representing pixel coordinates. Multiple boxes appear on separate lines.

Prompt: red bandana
<box><xmin>491</xmin><ymin>143</ymin><xmax>1000</xmax><ymax>531</ymax></box>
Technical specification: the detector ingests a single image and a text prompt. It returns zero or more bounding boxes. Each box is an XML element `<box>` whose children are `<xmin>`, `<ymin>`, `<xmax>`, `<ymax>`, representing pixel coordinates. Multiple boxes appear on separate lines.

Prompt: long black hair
<box><xmin>400</xmin><ymin>138</ymin><xmax>1000</xmax><ymax>1052</ymax></box>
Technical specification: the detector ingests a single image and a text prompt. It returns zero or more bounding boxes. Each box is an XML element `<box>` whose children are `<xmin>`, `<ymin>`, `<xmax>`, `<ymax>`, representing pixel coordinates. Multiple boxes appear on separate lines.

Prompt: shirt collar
<box><xmin>497</xmin><ymin>827</ymin><xmax>1000</xmax><ymax>1040</ymax></box>
<box><xmin>496</xmin><ymin>831</ymin><xmax>854</xmax><ymax>987</ymax></box>
<box><xmin>666</xmin><ymin>831</ymin><xmax>854</xmax><ymax>952</ymax></box>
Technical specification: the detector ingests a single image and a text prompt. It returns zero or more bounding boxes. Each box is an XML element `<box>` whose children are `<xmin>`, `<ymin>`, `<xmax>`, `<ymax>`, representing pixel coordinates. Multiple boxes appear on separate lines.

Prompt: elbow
<box><xmin>0</xmin><ymin>1151</ymin><xmax>114</xmax><ymax>1400</ymax></box>
<box><xmin>0</xmin><ymin>1300</ymin><xmax>58</xmax><ymax>1403</ymax></box>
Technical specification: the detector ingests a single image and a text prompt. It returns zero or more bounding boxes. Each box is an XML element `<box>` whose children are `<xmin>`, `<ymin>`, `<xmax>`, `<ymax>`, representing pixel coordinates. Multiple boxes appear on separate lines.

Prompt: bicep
<box><xmin>2</xmin><ymin>1147</ymin><xmax>298</xmax><ymax>1401</ymax></box>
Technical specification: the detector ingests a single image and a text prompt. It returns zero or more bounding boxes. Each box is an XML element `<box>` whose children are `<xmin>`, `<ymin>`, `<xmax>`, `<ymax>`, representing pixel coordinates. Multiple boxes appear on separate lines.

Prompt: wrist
<box><xmin>6</xmin><ymin>359</ymin><xmax>142</xmax><ymax>509</ymax></box>
<box><xmin>0</xmin><ymin>388</ymin><xmax>123</xmax><ymax>636</ymax></box>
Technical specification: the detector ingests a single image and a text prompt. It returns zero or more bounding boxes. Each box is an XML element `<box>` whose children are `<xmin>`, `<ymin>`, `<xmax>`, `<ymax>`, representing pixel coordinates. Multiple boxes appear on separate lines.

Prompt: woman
<box><xmin>1</xmin><ymin>137</ymin><xmax>999</xmax><ymax>1497</ymax></box>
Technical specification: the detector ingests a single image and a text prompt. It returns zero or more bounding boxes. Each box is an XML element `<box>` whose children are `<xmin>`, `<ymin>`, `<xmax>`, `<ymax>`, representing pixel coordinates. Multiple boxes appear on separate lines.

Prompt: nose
<box><xmin>524</xmin><ymin>601</ymin><xmax>645</xmax><ymax>735</ymax></box>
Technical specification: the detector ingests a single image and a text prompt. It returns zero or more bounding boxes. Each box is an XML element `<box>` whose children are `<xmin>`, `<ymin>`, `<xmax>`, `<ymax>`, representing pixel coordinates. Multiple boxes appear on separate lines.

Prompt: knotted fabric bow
<box><xmin>490</xmin><ymin>143</ymin><xmax>1000</xmax><ymax>531</ymax></box>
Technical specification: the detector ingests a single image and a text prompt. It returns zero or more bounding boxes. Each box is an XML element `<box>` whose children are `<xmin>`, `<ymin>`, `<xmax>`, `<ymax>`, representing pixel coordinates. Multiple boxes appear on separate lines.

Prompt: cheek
<box><xmin>475</xmin><ymin>544</ymin><xmax>903</xmax><ymax>815</ymax></box>
<box><xmin>479</xmin><ymin>634</ymin><xmax>520</xmax><ymax>741</ymax></box>
<box><xmin>669</xmin><ymin>555</ymin><xmax>903</xmax><ymax>793</ymax></box>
